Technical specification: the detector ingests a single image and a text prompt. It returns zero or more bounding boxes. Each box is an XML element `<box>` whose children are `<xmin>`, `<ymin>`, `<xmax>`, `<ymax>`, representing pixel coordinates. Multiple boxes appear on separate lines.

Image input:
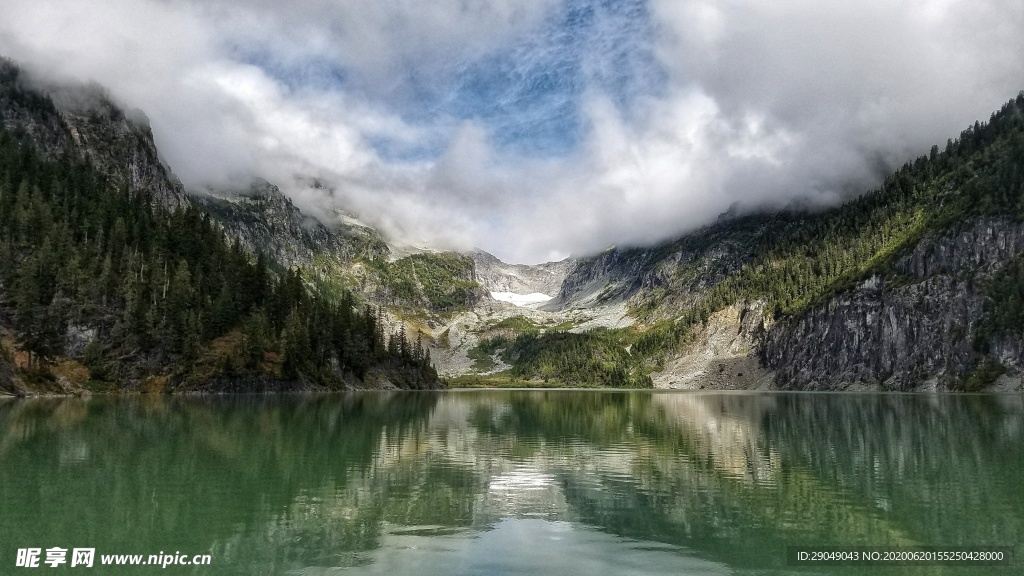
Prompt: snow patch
<box><xmin>490</xmin><ymin>291</ymin><xmax>553</xmax><ymax>307</ymax></box>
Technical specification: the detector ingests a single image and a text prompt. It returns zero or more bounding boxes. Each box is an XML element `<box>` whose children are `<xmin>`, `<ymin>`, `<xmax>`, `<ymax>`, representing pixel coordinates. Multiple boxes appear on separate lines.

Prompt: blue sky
<box><xmin>437</xmin><ymin>0</ymin><xmax>665</xmax><ymax>158</ymax></box>
<box><xmin>247</xmin><ymin>0</ymin><xmax>666</xmax><ymax>162</ymax></box>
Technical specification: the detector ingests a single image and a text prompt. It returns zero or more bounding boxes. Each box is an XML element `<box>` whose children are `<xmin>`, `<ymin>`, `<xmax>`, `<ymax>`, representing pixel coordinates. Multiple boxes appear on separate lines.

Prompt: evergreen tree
<box><xmin>0</xmin><ymin>116</ymin><xmax>442</xmax><ymax>389</ymax></box>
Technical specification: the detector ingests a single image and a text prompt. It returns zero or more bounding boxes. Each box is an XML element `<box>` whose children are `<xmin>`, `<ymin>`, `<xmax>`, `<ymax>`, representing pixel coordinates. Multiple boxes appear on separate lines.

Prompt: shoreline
<box><xmin>4</xmin><ymin>387</ymin><xmax>1024</xmax><ymax>400</ymax></box>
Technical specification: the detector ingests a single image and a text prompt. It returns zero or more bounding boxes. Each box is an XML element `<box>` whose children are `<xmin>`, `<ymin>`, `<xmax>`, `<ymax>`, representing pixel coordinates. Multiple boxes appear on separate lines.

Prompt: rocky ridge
<box><xmin>551</xmin><ymin>215</ymin><xmax>773</xmax><ymax>316</ymax></box>
<box><xmin>469</xmin><ymin>249</ymin><xmax>574</xmax><ymax>296</ymax></box>
<box><xmin>0</xmin><ymin>58</ymin><xmax>188</xmax><ymax>211</ymax></box>
<box><xmin>193</xmin><ymin>179</ymin><xmax>388</xmax><ymax>269</ymax></box>
<box><xmin>4</xmin><ymin>54</ymin><xmax>1024</xmax><ymax>391</ymax></box>
<box><xmin>764</xmin><ymin>217</ymin><xmax>1024</xmax><ymax>390</ymax></box>
<box><xmin>553</xmin><ymin>212</ymin><xmax>1024</xmax><ymax>391</ymax></box>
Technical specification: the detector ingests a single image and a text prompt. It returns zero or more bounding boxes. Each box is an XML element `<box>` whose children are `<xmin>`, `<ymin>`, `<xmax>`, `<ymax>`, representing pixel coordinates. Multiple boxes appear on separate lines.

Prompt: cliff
<box><xmin>0</xmin><ymin>58</ymin><xmax>188</xmax><ymax>211</ymax></box>
<box><xmin>550</xmin><ymin>92</ymin><xmax>1024</xmax><ymax>391</ymax></box>
<box><xmin>764</xmin><ymin>217</ymin><xmax>1024</xmax><ymax>390</ymax></box>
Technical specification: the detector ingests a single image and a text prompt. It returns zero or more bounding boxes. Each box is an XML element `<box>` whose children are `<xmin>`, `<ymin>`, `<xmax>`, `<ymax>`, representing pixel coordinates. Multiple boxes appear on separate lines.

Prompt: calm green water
<box><xmin>1</xmin><ymin>391</ymin><xmax>1022</xmax><ymax>575</ymax></box>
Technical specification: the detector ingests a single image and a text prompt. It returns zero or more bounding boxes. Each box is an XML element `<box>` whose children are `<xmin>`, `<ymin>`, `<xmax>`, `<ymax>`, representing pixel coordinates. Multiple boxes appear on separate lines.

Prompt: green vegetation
<box><xmin>466</xmin><ymin>346</ymin><xmax>497</xmax><ymax>372</ymax></box>
<box><xmin>494</xmin><ymin>92</ymin><xmax>1024</xmax><ymax>387</ymax></box>
<box><xmin>476</xmin><ymin>329</ymin><xmax>652</xmax><ymax>388</ymax></box>
<box><xmin>489</xmin><ymin>315</ymin><xmax>540</xmax><ymax>334</ymax></box>
<box><xmin>979</xmin><ymin>252</ymin><xmax>1024</xmax><ymax>342</ymax></box>
<box><xmin>0</xmin><ymin>339</ymin><xmax>13</xmax><ymax>364</ymax></box>
<box><xmin>447</xmin><ymin>373</ymin><xmax>603</xmax><ymax>388</ymax></box>
<box><xmin>960</xmin><ymin>358</ymin><xmax>1007</xmax><ymax>392</ymax></box>
<box><xmin>696</xmin><ymin>94</ymin><xmax>1024</xmax><ymax>318</ymax></box>
<box><xmin>0</xmin><ymin>119</ymin><xmax>439</xmax><ymax>389</ymax></box>
<box><xmin>367</xmin><ymin>252</ymin><xmax>480</xmax><ymax>311</ymax></box>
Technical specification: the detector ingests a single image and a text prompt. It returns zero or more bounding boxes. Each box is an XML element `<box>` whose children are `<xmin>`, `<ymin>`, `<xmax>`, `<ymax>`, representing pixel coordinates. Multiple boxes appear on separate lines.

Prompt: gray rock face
<box><xmin>549</xmin><ymin>248</ymin><xmax>647</xmax><ymax>309</ymax></box>
<box><xmin>763</xmin><ymin>276</ymin><xmax>980</xmax><ymax>389</ymax></box>
<box><xmin>653</xmin><ymin>300</ymin><xmax>774</xmax><ymax>390</ymax></box>
<box><xmin>550</xmin><ymin>214</ymin><xmax>1024</xmax><ymax>390</ymax></box>
<box><xmin>0</xmin><ymin>59</ymin><xmax>189</xmax><ymax>212</ymax></box>
<box><xmin>550</xmin><ymin>217</ymin><xmax>772</xmax><ymax>313</ymax></box>
<box><xmin>468</xmin><ymin>249</ymin><xmax>573</xmax><ymax>295</ymax></box>
<box><xmin>192</xmin><ymin>179</ymin><xmax>388</xmax><ymax>269</ymax></box>
<box><xmin>59</xmin><ymin>95</ymin><xmax>187</xmax><ymax>212</ymax></box>
<box><xmin>764</xmin><ymin>217</ymin><xmax>1024</xmax><ymax>390</ymax></box>
<box><xmin>64</xmin><ymin>325</ymin><xmax>98</xmax><ymax>358</ymax></box>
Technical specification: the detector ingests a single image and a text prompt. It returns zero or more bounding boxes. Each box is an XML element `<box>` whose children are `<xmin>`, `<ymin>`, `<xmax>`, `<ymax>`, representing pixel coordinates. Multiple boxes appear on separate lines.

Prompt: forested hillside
<box><xmin>488</xmin><ymin>91</ymin><xmax>1024</xmax><ymax>389</ymax></box>
<box><xmin>3</xmin><ymin>49</ymin><xmax>1022</xmax><ymax>392</ymax></box>
<box><xmin>0</xmin><ymin>66</ymin><xmax>440</xmax><ymax>394</ymax></box>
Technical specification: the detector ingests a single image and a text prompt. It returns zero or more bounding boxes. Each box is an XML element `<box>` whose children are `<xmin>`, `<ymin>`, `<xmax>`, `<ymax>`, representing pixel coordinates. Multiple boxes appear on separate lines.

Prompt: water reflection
<box><xmin>0</xmin><ymin>392</ymin><xmax>1021</xmax><ymax>575</ymax></box>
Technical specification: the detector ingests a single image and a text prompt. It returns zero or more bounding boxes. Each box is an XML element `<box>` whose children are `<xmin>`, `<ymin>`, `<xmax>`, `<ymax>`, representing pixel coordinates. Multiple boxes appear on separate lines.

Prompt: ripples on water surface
<box><xmin>0</xmin><ymin>391</ymin><xmax>1021</xmax><ymax>575</ymax></box>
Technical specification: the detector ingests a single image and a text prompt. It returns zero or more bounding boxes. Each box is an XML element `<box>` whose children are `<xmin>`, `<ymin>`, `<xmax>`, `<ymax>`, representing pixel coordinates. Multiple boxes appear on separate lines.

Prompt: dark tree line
<box><xmin>0</xmin><ymin>124</ymin><xmax>438</xmax><ymax>389</ymax></box>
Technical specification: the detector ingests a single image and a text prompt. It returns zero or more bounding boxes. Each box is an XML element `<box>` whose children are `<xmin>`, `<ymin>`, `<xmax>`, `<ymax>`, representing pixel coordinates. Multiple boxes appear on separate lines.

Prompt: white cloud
<box><xmin>1</xmin><ymin>0</ymin><xmax>1022</xmax><ymax>263</ymax></box>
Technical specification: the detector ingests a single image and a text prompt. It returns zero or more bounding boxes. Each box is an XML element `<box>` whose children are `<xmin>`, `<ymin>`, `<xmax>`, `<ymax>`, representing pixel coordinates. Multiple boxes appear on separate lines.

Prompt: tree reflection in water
<box><xmin>0</xmin><ymin>391</ymin><xmax>1020</xmax><ymax>575</ymax></box>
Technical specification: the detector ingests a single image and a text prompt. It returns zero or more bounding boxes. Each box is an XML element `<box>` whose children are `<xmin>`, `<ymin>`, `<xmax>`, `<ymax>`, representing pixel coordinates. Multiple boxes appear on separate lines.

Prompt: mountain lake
<box><xmin>1</xmin><ymin>390</ymin><xmax>1021</xmax><ymax>575</ymax></box>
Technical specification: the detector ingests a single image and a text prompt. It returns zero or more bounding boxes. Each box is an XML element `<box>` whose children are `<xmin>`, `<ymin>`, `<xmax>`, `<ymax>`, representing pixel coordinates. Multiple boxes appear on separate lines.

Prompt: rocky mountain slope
<box><xmin>4</xmin><ymin>52</ymin><xmax>1023</xmax><ymax>393</ymax></box>
<box><xmin>763</xmin><ymin>216</ymin><xmax>1024</xmax><ymax>390</ymax></box>
<box><xmin>548</xmin><ymin>214</ymin><xmax>775</xmax><ymax>313</ymax></box>
<box><xmin>192</xmin><ymin>179</ymin><xmax>388</xmax><ymax>269</ymax></box>
<box><xmin>0</xmin><ymin>58</ymin><xmax>188</xmax><ymax>211</ymax></box>
<box><xmin>193</xmin><ymin>180</ymin><xmax>492</xmax><ymax>315</ymax></box>
<box><xmin>469</xmin><ymin>249</ymin><xmax>573</xmax><ymax>296</ymax></box>
<box><xmin>540</xmin><ymin>92</ymin><xmax>1024</xmax><ymax>391</ymax></box>
<box><xmin>0</xmin><ymin>58</ymin><xmax>441</xmax><ymax>395</ymax></box>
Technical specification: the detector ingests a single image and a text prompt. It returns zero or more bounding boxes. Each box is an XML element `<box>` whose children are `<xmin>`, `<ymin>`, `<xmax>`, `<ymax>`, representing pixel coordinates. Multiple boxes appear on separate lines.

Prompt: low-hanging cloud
<box><xmin>1</xmin><ymin>0</ymin><xmax>1022</xmax><ymax>263</ymax></box>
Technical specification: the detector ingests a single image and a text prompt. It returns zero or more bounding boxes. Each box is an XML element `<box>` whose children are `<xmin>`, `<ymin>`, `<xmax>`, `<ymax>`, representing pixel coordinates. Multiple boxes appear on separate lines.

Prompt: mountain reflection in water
<box><xmin>0</xmin><ymin>391</ymin><xmax>1021</xmax><ymax>575</ymax></box>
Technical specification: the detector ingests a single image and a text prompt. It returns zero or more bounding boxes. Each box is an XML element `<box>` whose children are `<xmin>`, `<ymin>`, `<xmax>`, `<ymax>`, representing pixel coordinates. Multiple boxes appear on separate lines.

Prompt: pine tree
<box><xmin>281</xmin><ymin>310</ymin><xmax>312</xmax><ymax>379</ymax></box>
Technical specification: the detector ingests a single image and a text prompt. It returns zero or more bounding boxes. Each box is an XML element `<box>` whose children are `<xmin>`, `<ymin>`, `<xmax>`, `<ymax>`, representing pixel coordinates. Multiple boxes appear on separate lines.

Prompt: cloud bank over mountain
<box><xmin>2</xmin><ymin>0</ymin><xmax>1022</xmax><ymax>262</ymax></box>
